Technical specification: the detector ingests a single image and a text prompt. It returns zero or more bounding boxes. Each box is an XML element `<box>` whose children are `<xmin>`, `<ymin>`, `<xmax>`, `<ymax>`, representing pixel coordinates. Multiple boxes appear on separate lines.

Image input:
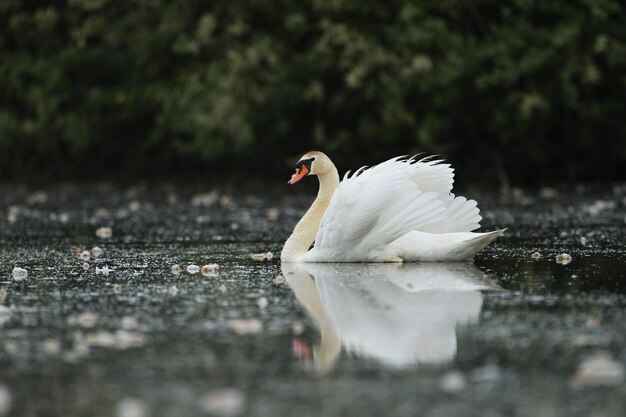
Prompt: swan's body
<box><xmin>281</xmin><ymin>151</ymin><xmax>504</xmax><ymax>263</ymax></box>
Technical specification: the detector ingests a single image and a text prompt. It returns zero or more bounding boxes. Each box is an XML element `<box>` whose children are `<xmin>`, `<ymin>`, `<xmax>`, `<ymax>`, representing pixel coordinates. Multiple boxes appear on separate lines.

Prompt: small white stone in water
<box><xmin>580</xmin><ymin>236</ymin><xmax>588</xmax><ymax>246</ymax></box>
<box><xmin>187</xmin><ymin>264</ymin><xmax>200</xmax><ymax>274</ymax></box>
<box><xmin>200</xmin><ymin>388</ymin><xmax>245</xmax><ymax>417</ymax></box>
<box><xmin>257</xmin><ymin>297</ymin><xmax>269</xmax><ymax>309</ymax></box>
<box><xmin>96</xmin><ymin>266</ymin><xmax>112</xmax><ymax>275</ymax></box>
<box><xmin>201</xmin><ymin>264</ymin><xmax>220</xmax><ymax>276</ymax></box>
<box><xmin>79</xmin><ymin>250</ymin><xmax>91</xmax><ymax>261</ymax></box>
<box><xmin>0</xmin><ymin>305</ymin><xmax>11</xmax><ymax>326</ymax></box>
<box><xmin>42</xmin><ymin>338</ymin><xmax>61</xmax><ymax>354</ymax></box>
<box><xmin>12</xmin><ymin>267</ymin><xmax>28</xmax><ymax>281</ymax></box>
<box><xmin>82</xmin><ymin>262</ymin><xmax>90</xmax><ymax>270</ymax></box>
<box><xmin>0</xmin><ymin>384</ymin><xmax>11</xmax><ymax>416</ymax></box>
<box><xmin>91</xmin><ymin>246</ymin><xmax>104</xmax><ymax>258</ymax></box>
<box><xmin>59</xmin><ymin>212</ymin><xmax>70</xmax><ymax>224</ymax></box>
<box><xmin>77</xmin><ymin>312</ymin><xmax>98</xmax><ymax>328</ymax></box>
<box><xmin>556</xmin><ymin>253</ymin><xmax>572</xmax><ymax>265</ymax></box>
<box><xmin>571</xmin><ymin>351</ymin><xmax>624</xmax><ymax>388</ymax></box>
<box><xmin>166</xmin><ymin>286</ymin><xmax>178</xmax><ymax>296</ymax></box>
<box><xmin>95</xmin><ymin>226</ymin><xmax>113</xmax><ymax>239</ymax></box>
<box><xmin>440</xmin><ymin>370</ymin><xmax>466</xmax><ymax>393</ymax></box>
<box><xmin>531</xmin><ymin>251</ymin><xmax>542</xmax><ymax>259</ymax></box>
<box><xmin>227</xmin><ymin>319</ymin><xmax>263</xmax><ymax>335</ymax></box>
<box><xmin>116</xmin><ymin>397</ymin><xmax>149</xmax><ymax>417</ymax></box>
<box><xmin>171</xmin><ymin>264</ymin><xmax>181</xmax><ymax>274</ymax></box>
<box><xmin>218</xmin><ymin>284</ymin><xmax>227</xmax><ymax>293</ymax></box>
<box><xmin>274</xmin><ymin>275</ymin><xmax>285</xmax><ymax>284</ymax></box>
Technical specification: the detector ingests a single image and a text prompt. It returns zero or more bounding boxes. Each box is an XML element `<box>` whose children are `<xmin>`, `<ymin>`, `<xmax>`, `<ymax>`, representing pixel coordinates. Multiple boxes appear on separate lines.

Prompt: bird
<box><xmin>281</xmin><ymin>151</ymin><xmax>505</xmax><ymax>263</ymax></box>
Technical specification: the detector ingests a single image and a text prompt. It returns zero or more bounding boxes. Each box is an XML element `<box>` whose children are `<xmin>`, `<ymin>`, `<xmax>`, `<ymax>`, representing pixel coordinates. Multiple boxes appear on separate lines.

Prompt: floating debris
<box><xmin>7</xmin><ymin>206</ymin><xmax>20</xmax><ymax>224</ymax></box>
<box><xmin>0</xmin><ymin>306</ymin><xmax>11</xmax><ymax>326</ymax></box>
<box><xmin>96</xmin><ymin>266</ymin><xmax>112</xmax><ymax>275</ymax></box>
<box><xmin>116</xmin><ymin>397</ymin><xmax>149</xmax><ymax>417</ymax></box>
<box><xmin>79</xmin><ymin>250</ymin><xmax>91</xmax><ymax>261</ymax></box>
<box><xmin>264</xmin><ymin>208</ymin><xmax>280</xmax><ymax>222</ymax></box>
<box><xmin>166</xmin><ymin>286</ymin><xmax>178</xmax><ymax>296</ymax></box>
<box><xmin>76</xmin><ymin>312</ymin><xmax>98</xmax><ymax>328</ymax></box>
<box><xmin>42</xmin><ymin>338</ymin><xmax>61</xmax><ymax>354</ymax></box>
<box><xmin>0</xmin><ymin>384</ymin><xmax>11</xmax><ymax>417</ymax></box>
<box><xmin>556</xmin><ymin>253</ymin><xmax>572</xmax><ymax>265</ymax></box>
<box><xmin>200</xmin><ymin>388</ymin><xmax>245</xmax><ymax>417</ymax></box>
<box><xmin>113</xmin><ymin>330</ymin><xmax>145</xmax><ymax>349</ymax></box>
<box><xmin>587</xmin><ymin>200</ymin><xmax>614</xmax><ymax>217</ymax></box>
<box><xmin>113</xmin><ymin>284</ymin><xmax>122</xmax><ymax>294</ymax></box>
<box><xmin>227</xmin><ymin>319</ymin><xmax>263</xmax><ymax>335</ymax></box>
<box><xmin>166</xmin><ymin>191</ymin><xmax>178</xmax><ymax>205</ymax></box>
<box><xmin>128</xmin><ymin>201</ymin><xmax>141</xmax><ymax>212</ymax></box>
<box><xmin>191</xmin><ymin>191</ymin><xmax>219</xmax><ymax>207</ymax></box>
<box><xmin>171</xmin><ymin>264</ymin><xmax>181</xmax><ymax>274</ymax></box>
<box><xmin>218</xmin><ymin>284</ymin><xmax>227</xmax><ymax>293</ymax></box>
<box><xmin>12</xmin><ymin>267</ymin><xmax>28</xmax><ymax>281</ymax></box>
<box><xmin>26</xmin><ymin>190</ymin><xmax>48</xmax><ymax>205</ymax></box>
<box><xmin>58</xmin><ymin>212</ymin><xmax>70</xmax><ymax>224</ymax></box>
<box><xmin>440</xmin><ymin>370</ymin><xmax>466</xmax><ymax>393</ymax></box>
<box><xmin>82</xmin><ymin>262</ymin><xmax>90</xmax><ymax>270</ymax></box>
<box><xmin>539</xmin><ymin>187</ymin><xmax>557</xmax><ymax>200</ymax></box>
<box><xmin>250</xmin><ymin>252</ymin><xmax>273</xmax><ymax>261</ymax></box>
<box><xmin>95</xmin><ymin>226</ymin><xmax>113</xmax><ymax>239</ymax></box>
<box><xmin>571</xmin><ymin>352</ymin><xmax>624</xmax><ymax>388</ymax></box>
<box><xmin>580</xmin><ymin>236</ymin><xmax>588</xmax><ymax>246</ymax></box>
<box><xmin>201</xmin><ymin>264</ymin><xmax>220</xmax><ymax>277</ymax></box>
<box><xmin>120</xmin><ymin>316</ymin><xmax>138</xmax><ymax>330</ymax></box>
<box><xmin>470</xmin><ymin>363</ymin><xmax>501</xmax><ymax>383</ymax></box>
<box><xmin>274</xmin><ymin>275</ymin><xmax>285</xmax><ymax>284</ymax></box>
<box><xmin>91</xmin><ymin>246</ymin><xmax>104</xmax><ymax>258</ymax></box>
<box><xmin>186</xmin><ymin>264</ymin><xmax>200</xmax><ymax>274</ymax></box>
<box><xmin>531</xmin><ymin>251</ymin><xmax>542</xmax><ymax>259</ymax></box>
<box><xmin>257</xmin><ymin>297</ymin><xmax>269</xmax><ymax>309</ymax></box>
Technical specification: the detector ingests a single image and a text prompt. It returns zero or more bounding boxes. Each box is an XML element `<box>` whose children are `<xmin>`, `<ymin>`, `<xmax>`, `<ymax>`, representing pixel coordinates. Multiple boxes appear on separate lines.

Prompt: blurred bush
<box><xmin>0</xmin><ymin>0</ymin><xmax>624</xmax><ymax>184</ymax></box>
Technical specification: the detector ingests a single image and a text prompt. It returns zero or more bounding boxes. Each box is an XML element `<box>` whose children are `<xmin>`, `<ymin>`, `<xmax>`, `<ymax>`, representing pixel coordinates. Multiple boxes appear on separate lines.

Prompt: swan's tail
<box><xmin>458</xmin><ymin>229</ymin><xmax>506</xmax><ymax>259</ymax></box>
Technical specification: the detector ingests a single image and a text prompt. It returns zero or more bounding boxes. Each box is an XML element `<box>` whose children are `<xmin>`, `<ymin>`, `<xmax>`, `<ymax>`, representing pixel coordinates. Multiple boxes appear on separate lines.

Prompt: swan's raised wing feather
<box><xmin>313</xmin><ymin>158</ymin><xmax>447</xmax><ymax>258</ymax></box>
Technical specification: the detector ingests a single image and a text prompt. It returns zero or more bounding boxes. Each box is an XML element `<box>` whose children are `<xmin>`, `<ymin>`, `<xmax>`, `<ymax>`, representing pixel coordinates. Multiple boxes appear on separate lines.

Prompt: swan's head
<box><xmin>288</xmin><ymin>151</ymin><xmax>331</xmax><ymax>185</ymax></box>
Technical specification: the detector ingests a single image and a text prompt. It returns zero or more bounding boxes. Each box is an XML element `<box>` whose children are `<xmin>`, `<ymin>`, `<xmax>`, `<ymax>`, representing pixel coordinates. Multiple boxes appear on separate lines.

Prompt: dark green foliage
<box><xmin>1</xmin><ymin>0</ymin><xmax>625</xmax><ymax>183</ymax></box>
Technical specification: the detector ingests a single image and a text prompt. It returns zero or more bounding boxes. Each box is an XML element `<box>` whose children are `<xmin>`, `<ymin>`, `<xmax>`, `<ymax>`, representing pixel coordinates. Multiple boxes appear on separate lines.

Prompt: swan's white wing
<box><xmin>408</xmin><ymin>158</ymin><xmax>481</xmax><ymax>233</ymax></box>
<box><xmin>311</xmin><ymin>157</ymin><xmax>447</xmax><ymax>260</ymax></box>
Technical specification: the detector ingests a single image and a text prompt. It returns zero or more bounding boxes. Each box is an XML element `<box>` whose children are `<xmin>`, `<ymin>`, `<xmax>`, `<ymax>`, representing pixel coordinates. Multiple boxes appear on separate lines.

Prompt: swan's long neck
<box><xmin>281</xmin><ymin>167</ymin><xmax>339</xmax><ymax>262</ymax></box>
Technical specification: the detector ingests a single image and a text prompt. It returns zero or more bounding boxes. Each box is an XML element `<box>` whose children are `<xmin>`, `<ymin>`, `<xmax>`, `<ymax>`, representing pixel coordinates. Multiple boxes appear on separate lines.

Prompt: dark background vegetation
<box><xmin>1</xmin><ymin>0</ymin><xmax>625</xmax><ymax>186</ymax></box>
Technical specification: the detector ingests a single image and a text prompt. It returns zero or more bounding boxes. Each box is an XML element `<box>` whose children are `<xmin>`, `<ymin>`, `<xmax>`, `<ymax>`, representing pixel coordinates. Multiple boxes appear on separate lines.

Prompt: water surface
<box><xmin>0</xmin><ymin>184</ymin><xmax>625</xmax><ymax>416</ymax></box>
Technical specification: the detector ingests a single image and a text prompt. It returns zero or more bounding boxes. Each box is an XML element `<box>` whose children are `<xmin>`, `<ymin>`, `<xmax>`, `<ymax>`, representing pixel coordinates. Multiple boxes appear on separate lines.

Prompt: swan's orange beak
<box><xmin>288</xmin><ymin>165</ymin><xmax>309</xmax><ymax>185</ymax></box>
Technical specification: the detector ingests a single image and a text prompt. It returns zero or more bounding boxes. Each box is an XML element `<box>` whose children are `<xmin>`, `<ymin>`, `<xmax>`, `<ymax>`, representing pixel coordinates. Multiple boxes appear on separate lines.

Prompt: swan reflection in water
<box><xmin>282</xmin><ymin>262</ymin><xmax>499</xmax><ymax>373</ymax></box>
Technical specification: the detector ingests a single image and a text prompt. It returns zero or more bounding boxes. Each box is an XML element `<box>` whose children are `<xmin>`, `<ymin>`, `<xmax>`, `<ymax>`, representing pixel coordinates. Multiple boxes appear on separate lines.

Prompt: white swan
<box><xmin>283</xmin><ymin>262</ymin><xmax>497</xmax><ymax>372</ymax></box>
<box><xmin>281</xmin><ymin>151</ymin><xmax>504</xmax><ymax>262</ymax></box>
